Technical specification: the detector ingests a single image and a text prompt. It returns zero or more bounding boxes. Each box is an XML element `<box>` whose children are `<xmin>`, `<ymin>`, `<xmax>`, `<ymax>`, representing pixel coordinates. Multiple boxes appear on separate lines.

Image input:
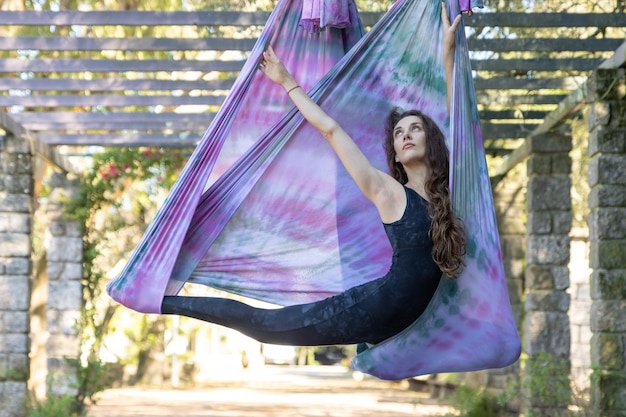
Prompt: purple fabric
<box><xmin>460</xmin><ymin>0</ymin><xmax>483</xmax><ymax>14</ymax></box>
<box><xmin>108</xmin><ymin>0</ymin><xmax>520</xmax><ymax>380</ymax></box>
<box><xmin>107</xmin><ymin>0</ymin><xmax>364</xmax><ymax>313</ymax></box>
<box><xmin>300</xmin><ymin>0</ymin><xmax>353</xmax><ymax>31</ymax></box>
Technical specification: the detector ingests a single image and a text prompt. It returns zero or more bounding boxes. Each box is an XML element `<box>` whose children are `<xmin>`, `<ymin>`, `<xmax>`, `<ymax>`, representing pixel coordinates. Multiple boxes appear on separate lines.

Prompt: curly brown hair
<box><xmin>383</xmin><ymin>108</ymin><xmax>466</xmax><ymax>279</ymax></box>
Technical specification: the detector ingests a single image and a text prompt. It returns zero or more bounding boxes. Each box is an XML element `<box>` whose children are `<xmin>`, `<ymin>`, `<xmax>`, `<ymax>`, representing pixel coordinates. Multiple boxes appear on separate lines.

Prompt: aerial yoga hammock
<box><xmin>107</xmin><ymin>0</ymin><xmax>521</xmax><ymax>380</ymax></box>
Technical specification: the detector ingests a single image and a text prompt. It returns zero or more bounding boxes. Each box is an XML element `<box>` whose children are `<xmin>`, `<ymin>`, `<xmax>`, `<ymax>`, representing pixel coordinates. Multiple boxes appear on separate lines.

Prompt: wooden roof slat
<box><xmin>465</xmin><ymin>12</ymin><xmax>626</xmax><ymax>28</ymax></box>
<box><xmin>491</xmin><ymin>40</ymin><xmax>626</xmax><ymax>182</ymax></box>
<box><xmin>479</xmin><ymin>110</ymin><xmax>550</xmax><ymax>119</ymax></box>
<box><xmin>0</xmin><ymin>94</ymin><xmax>553</xmax><ymax>122</ymax></box>
<box><xmin>24</xmin><ymin>123</ymin><xmax>539</xmax><ymax>139</ymax></box>
<box><xmin>0</xmin><ymin>58</ymin><xmax>244</xmax><ymax>73</ymax></box>
<box><xmin>0</xmin><ymin>59</ymin><xmax>591</xmax><ymax>90</ymax></box>
<box><xmin>0</xmin><ymin>111</ymin><xmax>78</xmax><ymax>172</ymax></box>
<box><xmin>0</xmin><ymin>71</ymin><xmax>584</xmax><ymax>92</ymax></box>
<box><xmin>470</xmin><ymin>38</ymin><xmax>624</xmax><ymax>52</ymax></box>
<box><xmin>1</xmin><ymin>11</ymin><xmax>624</xmax><ymax>28</ymax></box>
<box><xmin>33</xmin><ymin>133</ymin><xmax>529</xmax><ymax>154</ymax></box>
<box><xmin>0</xmin><ymin>79</ymin><xmax>575</xmax><ymax>108</ymax></box>
<box><xmin>22</xmin><ymin>122</ymin><xmax>208</xmax><ymax>130</ymax></box>
<box><xmin>480</xmin><ymin>123</ymin><xmax>541</xmax><ymax>139</ymax></box>
<box><xmin>11</xmin><ymin>111</ymin><xmax>215</xmax><ymax>123</ymax></box>
<box><xmin>473</xmin><ymin>76</ymin><xmax>585</xmax><ymax>90</ymax></box>
<box><xmin>11</xmin><ymin>110</ymin><xmax>545</xmax><ymax>128</ymax></box>
<box><xmin>0</xmin><ymin>36</ymin><xmax>256</xmax><ymax>51</ymax></box>
<box><xmin>0</xmin><ymin>10</ymin><xmax>622</xmax><ymax>158</ymax></box>
<box><xmin>0</xmin><ymin>10</ymin><xmax>275</xmax><ymax>26</ymax></box>
<box><xmin>2</xmin><ymin>36</ymin><xmax>621</xmax><ymax>53</ymax></box>
<box><xmin>599</xmin><ymin>38</ymin><xmax>626</xmax><ymax>69</ymax></box>
<box><xmin>475</xmin><ymin>92</ymin><xmax>566</xmax><ymax>106</ymax></box>
<box><xmin>0</xmin><ymin>66</ymin><xmax>599</xmax><ymax>94</ymax></box>
<box><xmin>0</xmin><ymin>78</ymin><xmax>235</xmax><ymax>91</ymax></box>
<box><xmin>24</xmin><ymin>121</ymin><xmax>540</xmax><ymax>141</ymax></box>
<box><xmin>36</xmin><ymin>131</ymin><xmax>201</xmax><ymax>146</ymax></box>
<box><xmin>472</xmin><ymin>57</ymin><xmax>604</xmax><ymax>71</ymax></box>
<box><xmin>0</xmin><ymin>94</ymin><xmax>226</xmax><ymax>107</ymax></box>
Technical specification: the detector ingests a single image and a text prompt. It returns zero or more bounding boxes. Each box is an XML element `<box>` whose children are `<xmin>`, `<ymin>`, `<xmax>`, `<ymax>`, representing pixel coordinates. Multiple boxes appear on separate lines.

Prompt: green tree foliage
<box><xmin>61</xmin><ymin>147</ymin><xmax>188</xmax><ymax>387</ymax></box>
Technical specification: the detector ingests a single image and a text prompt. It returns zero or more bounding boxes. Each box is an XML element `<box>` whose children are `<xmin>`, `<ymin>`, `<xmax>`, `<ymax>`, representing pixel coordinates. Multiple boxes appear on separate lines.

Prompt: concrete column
<box><xmin>587</xmin><ymin>67</ymin><xmax>626</xmax><ymax>417</ymax></box>
<box><xmin>523</xmin><ymin>131</ymin><xmax>573</xmax><ymax>417</ymax></box>
<box><xmin>45</xmin><ymin>172</ymin><xmax>83</xmax><ymax>396</ymax></box>
<box><xmin>0</xmin><ymin>133</ymin><xmax>33</xmax><ymax>417</ymax></box>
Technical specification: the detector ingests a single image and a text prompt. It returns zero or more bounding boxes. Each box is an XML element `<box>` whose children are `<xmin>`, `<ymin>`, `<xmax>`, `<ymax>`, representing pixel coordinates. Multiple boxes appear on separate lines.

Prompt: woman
<box><xmin>161</xmin><ymin>4</ymin><xmax>466</xmax><ymax>347</ymax></box>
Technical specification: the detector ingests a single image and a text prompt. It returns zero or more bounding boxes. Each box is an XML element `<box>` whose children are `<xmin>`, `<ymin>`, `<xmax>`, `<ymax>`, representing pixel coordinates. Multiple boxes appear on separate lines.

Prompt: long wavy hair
<box><xmin>383</xmin><ymin>108</ymin><xmax>466</xmax><ymax>278</ymax></box>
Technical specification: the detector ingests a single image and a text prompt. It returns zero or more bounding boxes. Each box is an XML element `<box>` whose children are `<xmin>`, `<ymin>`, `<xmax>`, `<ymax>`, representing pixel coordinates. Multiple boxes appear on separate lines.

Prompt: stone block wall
<box><xmin>489</xmin><ymin>162</ymin><xmax>526</xmax><ymax>393</ymax></box>
<box><xmin>523</xmin><ymin>131</ymin><xmax>573</xmax><ymax>417</ymax></box>
<box><xmin>45</xmin><ymin>172</ymin><xmax>83</xmax><ymax>396</ymax></box>
<box><xmin>587</xmin><ymin>68</ymin><xmax>626</xmax><ymax>417</ymax></box>
<box><xmin>0</xmin><ymin>134</ymin><xmax>33</xmax><ymax>417</ymax></box>
<box><xmin>493</xmin><ymin>163</ymin><xmax>526</xmax><ymax>328</ymax></box>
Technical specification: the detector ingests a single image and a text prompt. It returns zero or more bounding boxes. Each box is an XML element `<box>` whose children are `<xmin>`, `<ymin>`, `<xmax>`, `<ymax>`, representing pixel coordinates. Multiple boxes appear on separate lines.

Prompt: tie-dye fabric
<box><xmin>106</xmin><ymin>0</ymin><xmax>364</xmax><ymax>313</ymax></box>
<box><xmin>107</xmin><ymin>0</ymin><xmax>521</xmax><ymax>380</ymax></box>
<box><xmin>300</xmin><ymin>0</ymin><xmax>352</xmax><ymax>31</ymax></box>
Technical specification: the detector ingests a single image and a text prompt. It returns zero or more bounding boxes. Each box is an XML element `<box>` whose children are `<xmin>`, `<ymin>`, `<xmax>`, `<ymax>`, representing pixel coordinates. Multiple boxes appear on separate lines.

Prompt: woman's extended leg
<box><xmin>161</xmin><ymin>294</ymin><xmax>380</xmax><ymax>346</ymax></box>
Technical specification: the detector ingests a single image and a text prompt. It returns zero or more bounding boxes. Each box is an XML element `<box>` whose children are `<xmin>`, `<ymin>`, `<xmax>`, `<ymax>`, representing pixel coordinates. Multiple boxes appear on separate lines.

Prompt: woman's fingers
<box><xmin>451</xmin><ymin>14</ymin><xmax>462</xmax><ymax>31</ymax></box>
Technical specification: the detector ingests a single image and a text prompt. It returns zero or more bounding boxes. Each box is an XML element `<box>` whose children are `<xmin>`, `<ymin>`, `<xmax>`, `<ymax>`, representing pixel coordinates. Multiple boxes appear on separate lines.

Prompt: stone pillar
<box><xmin>0</xmin><ymin>133</ymin><xmax>33</xmax><ymax>417</ymax></box>
<box><xmin>45</xmin><ymin>172</ymin><xmax>83</xmax><ymax>396</ymax></box>
<box><xmin>489</xmin><ymin>163</ymin><xmax>526</xmax><ymax>393</ymax></box>
<box><xmin>587</xmin><ymin>67</ymin><xmax>626</xmax><ymax>417</ymax></box>
<box><xmin>523</xmin><ymin>131</ymin><xmax>573</xmax><ymax>417</ymax></box>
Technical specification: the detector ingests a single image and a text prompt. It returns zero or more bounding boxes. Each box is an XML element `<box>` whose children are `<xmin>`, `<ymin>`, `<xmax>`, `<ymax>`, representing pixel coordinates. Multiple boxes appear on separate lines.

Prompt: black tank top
<box><xmin>360</xmin><ymin>186</ymin><xmax>443</xmax><ymax>341</ymax></box>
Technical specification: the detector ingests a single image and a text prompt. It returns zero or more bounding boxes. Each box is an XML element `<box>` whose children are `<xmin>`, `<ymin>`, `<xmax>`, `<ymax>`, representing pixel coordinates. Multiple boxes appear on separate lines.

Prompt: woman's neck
<box><xmin>404</xmin><ymin>163</ymin><xmax>429</xmax><ymax>198</ymax></box>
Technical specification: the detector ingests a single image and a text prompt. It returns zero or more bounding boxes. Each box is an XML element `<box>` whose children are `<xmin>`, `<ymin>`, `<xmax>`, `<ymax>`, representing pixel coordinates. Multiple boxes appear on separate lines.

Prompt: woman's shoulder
<box><xmin>404</xmin><ymin>186</ymin><xmax>429</xmax><ymax>205</ymax></box>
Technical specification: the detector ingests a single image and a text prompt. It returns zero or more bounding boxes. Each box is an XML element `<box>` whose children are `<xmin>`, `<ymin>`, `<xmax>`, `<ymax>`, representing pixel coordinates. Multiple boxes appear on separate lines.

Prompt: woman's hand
<box><xmin>442</xmin><ymin>2</ymin><xmax>462</xmax><ymax>113</ymax></box>
<box><xmin>442</xmin><ymin>3</ymin><xmax>462</xmax><ymax>59</ymax></box>
<box><xmin>259</xmin><ymin>46</ymin><xmax>299</xmax><ymax>91</ymax></box>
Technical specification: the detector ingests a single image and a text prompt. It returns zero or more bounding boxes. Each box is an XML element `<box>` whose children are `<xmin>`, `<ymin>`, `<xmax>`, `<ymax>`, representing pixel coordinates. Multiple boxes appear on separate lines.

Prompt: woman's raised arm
<box><xmin>442</xmin><ymin>3</ymin><xmax>462</xmax><ymax>114</ymax></box>
<box><xmin>259</xmin><ymin>46</ymin><xmax>402</xmax><ymax>218</ymax></box>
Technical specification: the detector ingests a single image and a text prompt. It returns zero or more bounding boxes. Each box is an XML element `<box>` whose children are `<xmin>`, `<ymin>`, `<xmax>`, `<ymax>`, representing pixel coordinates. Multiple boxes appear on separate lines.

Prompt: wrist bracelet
<box><xmin>287</xmin><ymin>85</ymin><xmax>301</xmax><ymax>94</ymax></box>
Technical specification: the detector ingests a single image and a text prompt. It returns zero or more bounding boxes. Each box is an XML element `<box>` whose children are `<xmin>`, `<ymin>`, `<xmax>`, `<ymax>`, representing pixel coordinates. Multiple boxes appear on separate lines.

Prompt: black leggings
<box><xmin>161</xmin><ymin>291</ymin><xmax>392</xmax><ymax>346</ymax></box>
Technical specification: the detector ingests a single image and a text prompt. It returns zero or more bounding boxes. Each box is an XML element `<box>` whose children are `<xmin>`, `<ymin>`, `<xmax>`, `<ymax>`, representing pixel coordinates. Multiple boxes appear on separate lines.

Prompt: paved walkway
<box><xmin>89</xmin><ymin>366</ymin><xmax>455</xmax><ymax>417</ymax></box>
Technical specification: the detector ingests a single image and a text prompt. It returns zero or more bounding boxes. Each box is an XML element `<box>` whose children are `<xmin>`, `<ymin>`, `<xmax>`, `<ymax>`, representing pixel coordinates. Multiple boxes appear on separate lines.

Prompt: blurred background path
<box><xmin>89</xmin><ymin>365</ymin><xmax>455</xmax><ymax>417</ymax></box>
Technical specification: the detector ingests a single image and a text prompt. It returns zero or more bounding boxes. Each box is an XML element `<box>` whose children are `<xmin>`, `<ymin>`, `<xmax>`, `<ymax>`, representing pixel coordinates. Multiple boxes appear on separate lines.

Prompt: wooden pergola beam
<box><xmin>0</xmin><ymin>36</ymin><xmax>257</xmax><ymax>51</ymax></box>
<box><xmin>1</xmin><ymin>36</ymin><xmax>621</xmax><ymax>53</ymax></box>
<box><xmin>23</xmin><ymin>120</ymin><xmax>539</xmax><ymax>144</ymax></box>
<box><xmin>472</xmin><ymin>58</ymin><xmax>603</xmax><ymax>72</ymax></box>
<box><xmin>36</xmin><ymin>131</ymin><xmax>202</xmax><ymax>147</ymax></box>
<box><xmin>0</xmin><ymin>58</ymin><xmax>245</xmax><ymax>73</ymax></box>
<box><xmin>0</xmin><ymin>78</ymin><xmax>235</xmax><ymax>91</ymax></box>
<box><xmin>1</xmin><ymin>11</ymin><xmax>624</xmax><ymax>28</ymax></box>
<box><xmin>0</xmin><ymin>75</ymin><xmax>591</xmax><ymax>93</ymax></box>
<box><xmin>0</xmin><ymin>57</ymin><xmax>596</xmax><ymax>87</ymax></box>
<box><xmin>0</xmin><ymin>112</ymin><xmax>78</xmax><ymax>173</ymax></box>
<box><xmin>0</xmin><ymin>94</ymin><xmax>227</xmax><ymax>107</ymax></box>
<box><xmin>0</xmin><ymin>10</ymin><xmax>622</xmax><ymax>157</ymax></box>
<box><xmin>470</xmin><ymin>38</ymin><xmax>623</xmax><ymax>52</ymax></box>
<box><xmin>491</xmin><ymin>39</ymin><xmax>626</xmax><ymax>181</ymax></box>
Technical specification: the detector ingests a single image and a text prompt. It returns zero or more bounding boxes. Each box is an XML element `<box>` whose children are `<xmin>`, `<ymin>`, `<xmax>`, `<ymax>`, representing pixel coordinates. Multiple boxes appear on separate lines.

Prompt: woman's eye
<box><xmin>394</xmin><ymin>130</ymin><xmax>403</xmax><ymax>138</ymax></box>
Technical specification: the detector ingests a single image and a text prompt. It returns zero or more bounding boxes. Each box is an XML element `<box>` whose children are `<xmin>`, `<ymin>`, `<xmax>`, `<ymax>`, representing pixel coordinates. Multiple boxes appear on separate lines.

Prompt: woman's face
<box><xmin>392</xmin><ymin>115</ymin><xmax>427</xmax><ymax>164</ymax></box>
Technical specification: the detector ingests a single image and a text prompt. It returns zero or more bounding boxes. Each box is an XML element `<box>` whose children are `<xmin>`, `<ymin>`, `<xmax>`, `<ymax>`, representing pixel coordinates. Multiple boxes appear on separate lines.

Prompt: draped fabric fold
<box><xmin>107</xmin><ymin>0</ymin><xmax>364</xmax><ymax>313</ymax></box>
<box><xmin>351</xmin><ymin>0</ymin><xmax>521</xmax><ymax>379</ymax></box>
<box><xmin>107</xmin><ymin>0</ymin><xmax>521</xmax><ymax>380</ymax></box>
